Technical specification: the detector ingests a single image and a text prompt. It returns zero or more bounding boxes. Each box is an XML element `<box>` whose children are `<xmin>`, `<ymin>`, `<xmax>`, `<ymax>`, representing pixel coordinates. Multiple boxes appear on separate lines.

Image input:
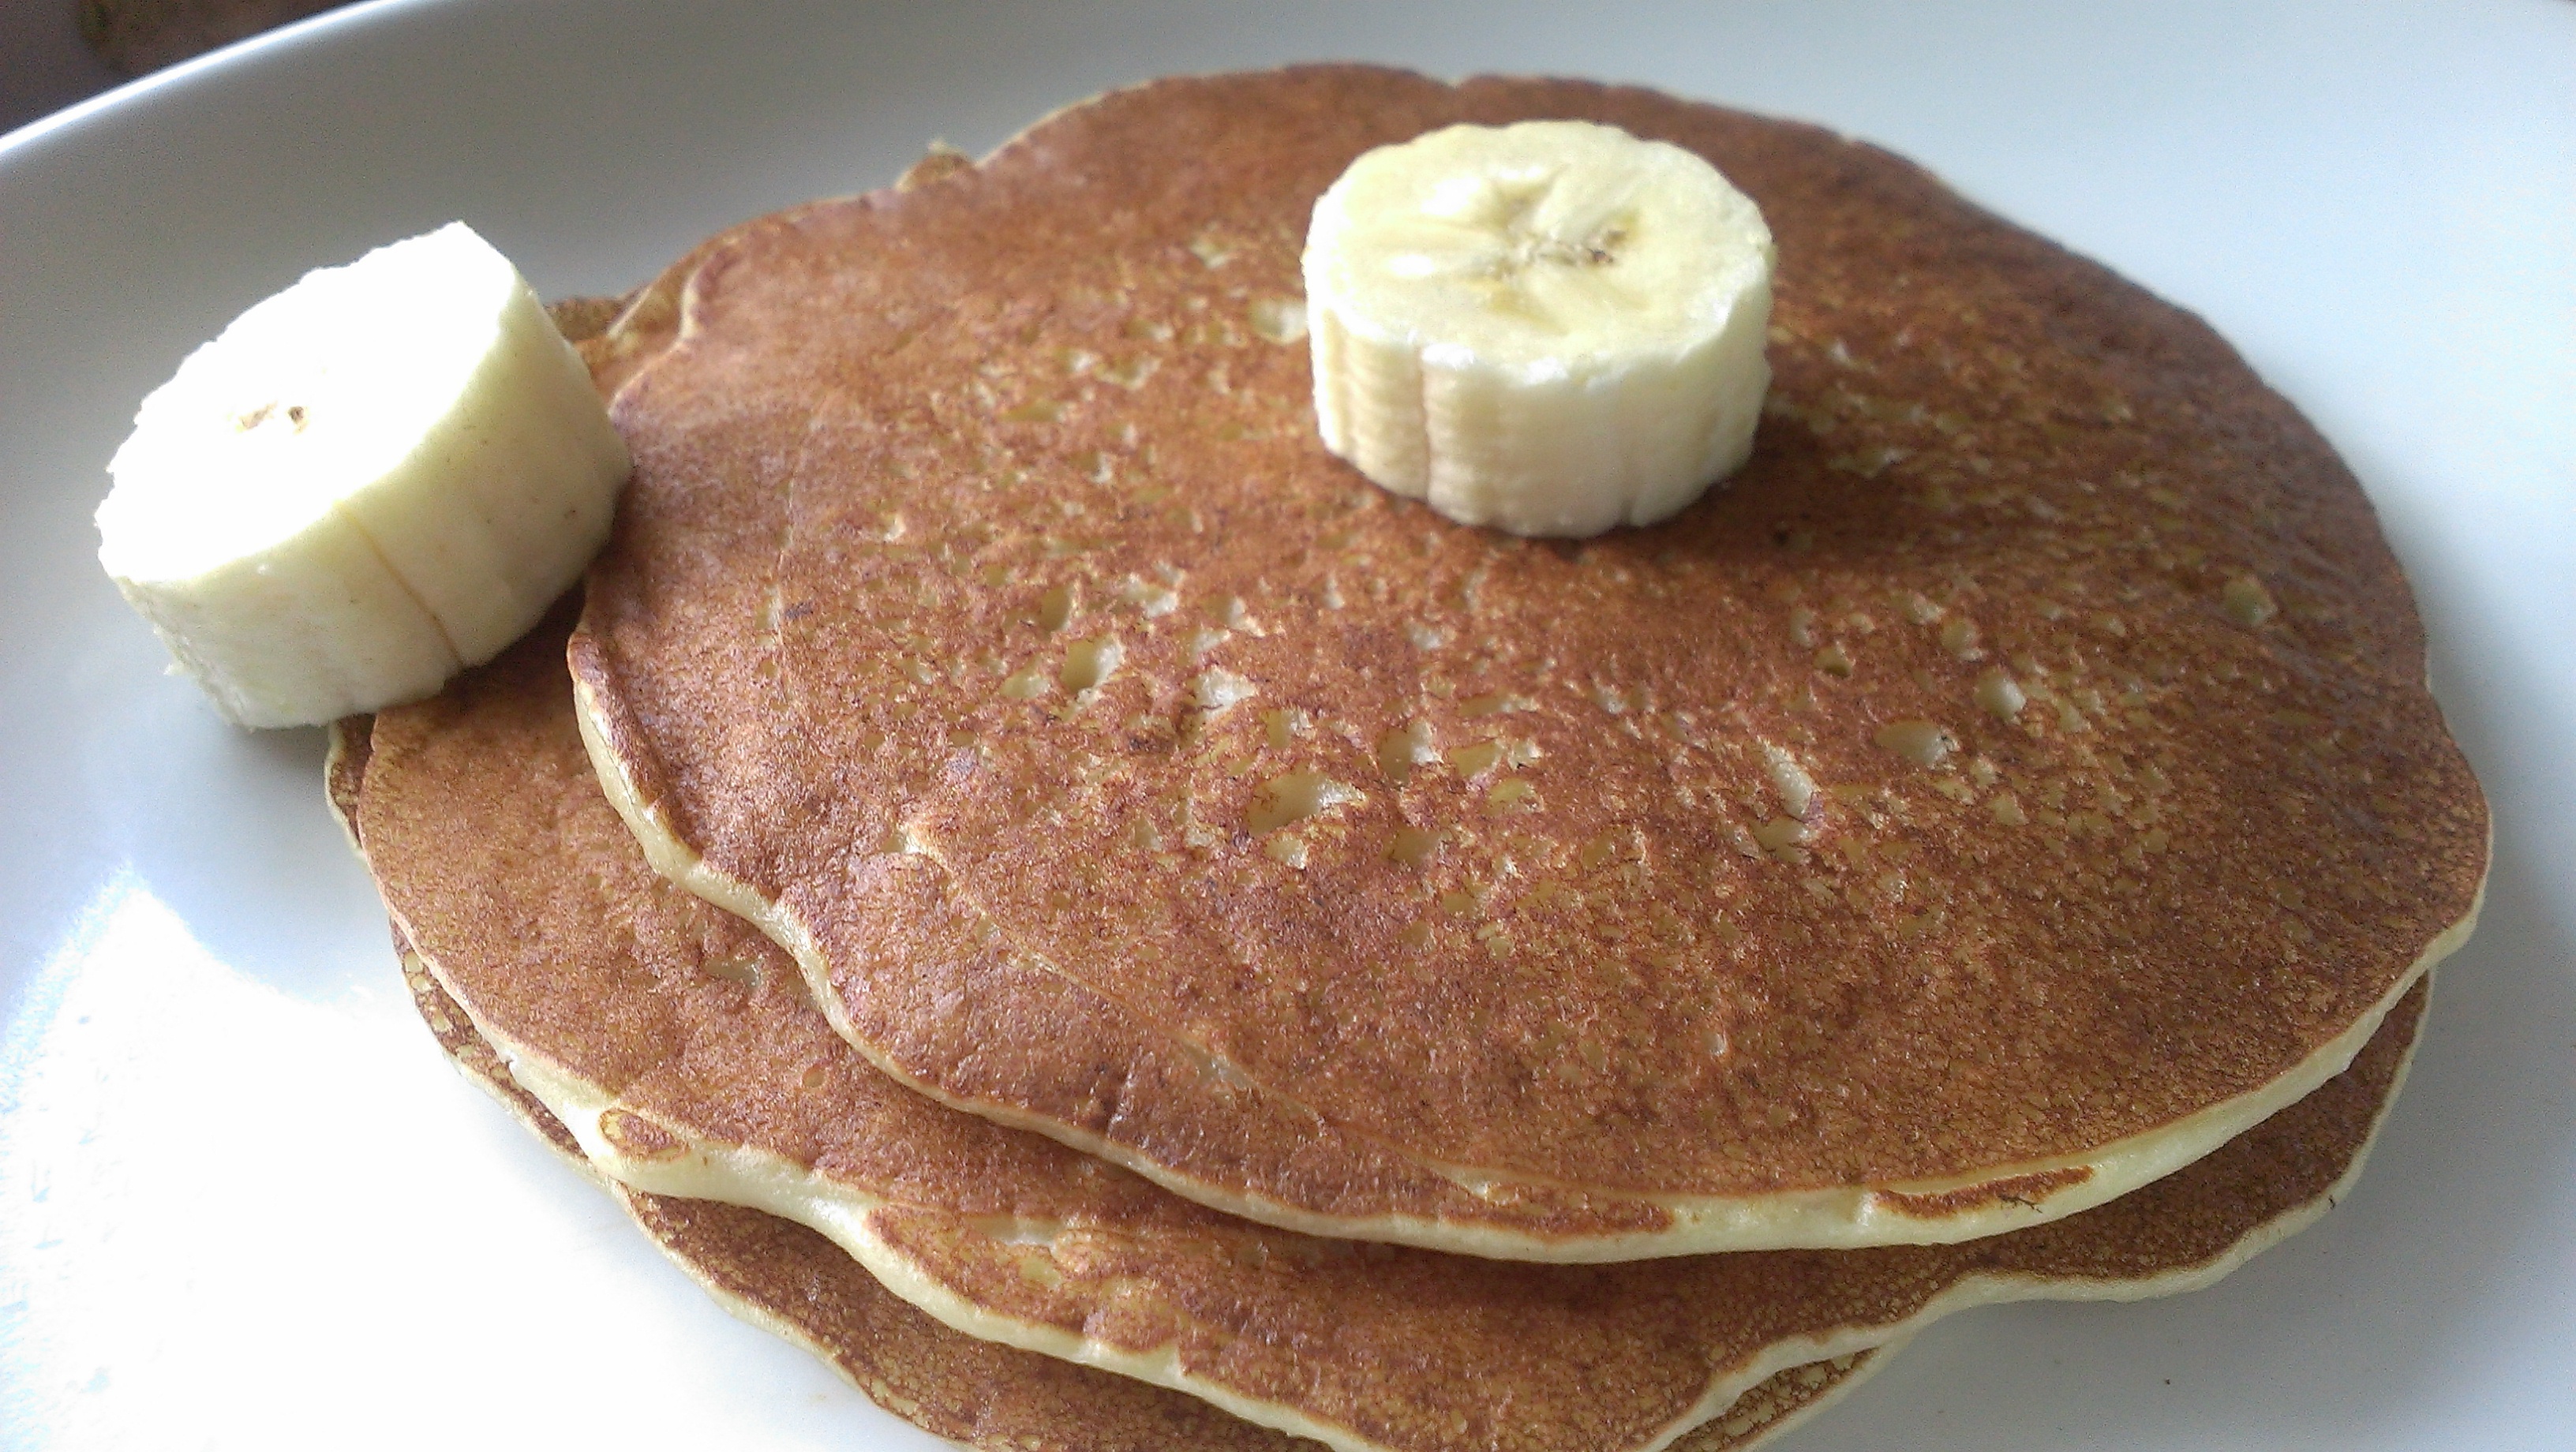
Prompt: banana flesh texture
<box><xmin>96</xmin><ymin>223</ymin><xmax>630</xmax><ymax>728</ymax></box>
<box><xmin>1305</xmin><ymin>121</ymin><xmax>1774</xmax><ymax>537</ymax></box>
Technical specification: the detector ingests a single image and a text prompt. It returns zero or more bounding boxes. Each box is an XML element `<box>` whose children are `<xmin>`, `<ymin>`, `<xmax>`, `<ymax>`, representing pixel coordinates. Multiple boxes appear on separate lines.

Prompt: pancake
<box><xmin>348</xmin><ymin>620</ymin><xmax>2430</xmax><ymax>1452</ymax></box>
<box><xmin>565</xmin><ymin>66</ymin><xmax>2486</xmax><ymax>1259</ymax></box>
<box><xmin>361</xmin><ymin>885</ymin><xmax>1881</xmax><ymax>1452</ymax></box>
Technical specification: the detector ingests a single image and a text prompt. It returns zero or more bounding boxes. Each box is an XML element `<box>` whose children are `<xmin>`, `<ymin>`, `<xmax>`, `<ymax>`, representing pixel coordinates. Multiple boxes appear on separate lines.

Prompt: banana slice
<box><xmin>96</xmin><ymin>222</ymin><xmax>630</xmax><ymax>728</ymax></box>
<box><xmin>1304</xmin><ymin>120</ymin><xmax>1774</xmax><ymax>537</ymax></box>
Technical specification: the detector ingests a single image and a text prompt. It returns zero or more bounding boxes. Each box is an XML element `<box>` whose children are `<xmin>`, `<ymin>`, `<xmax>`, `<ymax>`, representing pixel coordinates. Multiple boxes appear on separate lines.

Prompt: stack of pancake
<box><xmin>331</xmin><ymin>68</ymin><xmax>2486</xmax><ymax>1451</ymax></box>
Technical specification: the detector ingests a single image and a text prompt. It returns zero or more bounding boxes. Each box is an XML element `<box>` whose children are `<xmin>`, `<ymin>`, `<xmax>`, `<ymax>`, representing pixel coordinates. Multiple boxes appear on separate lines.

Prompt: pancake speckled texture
<box><xmin>339</xmin><ymin>714</ymin><xmax>1879</xmax><ymax>1452</ymax></box>
<box><xmin>350</xmin><ymin>619</ymin><xmax>2428</xmax><ymax>1452</ymax></box>
<box><xmin>415</xmin><ymin>922</ymin><xmax>1885</xmax><ymax>1452</ymax></box>
<box><xmin>368</xmin><ymin>862</ymin><xmax>1879</xmax><ymax>1452</ymax></box>
<box><xmin>567</xmin><ymin>65</ymin><xmax>2485</xmax><ymax>1257</ymax></box>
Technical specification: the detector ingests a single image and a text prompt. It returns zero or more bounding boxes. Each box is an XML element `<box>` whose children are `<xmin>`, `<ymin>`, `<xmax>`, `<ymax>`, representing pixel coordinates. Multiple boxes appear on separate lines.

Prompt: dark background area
<box><xmin>1</xmin><ymin>0</ymin><xmax>349</xmax><ymax>135</ymax></box>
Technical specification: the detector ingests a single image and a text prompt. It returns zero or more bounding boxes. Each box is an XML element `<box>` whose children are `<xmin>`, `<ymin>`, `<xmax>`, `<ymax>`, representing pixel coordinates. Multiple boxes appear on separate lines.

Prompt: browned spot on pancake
<box><xmin>1877</xmin><ymin>1166</ymin><xmax>2094</xmax><ymax>1218</ymax></box>
<box><xmin>599</xmin><ymin>1107</ymin><xmax>688</xmax><ymax>1162</ymax></box>
<box><xmin>545</xmin><ymin>294</ymin><xmax>629</xmax><ymax>347</ymax></box>
<box><xmin>897</xmin><ymin>144</ymin><xmax>974</xmax><ymax>193</ymax></box>
<box><xmin>324</xmin><ymin>714</ymin><xmax>373</xmax><ymax>833</ymax></box>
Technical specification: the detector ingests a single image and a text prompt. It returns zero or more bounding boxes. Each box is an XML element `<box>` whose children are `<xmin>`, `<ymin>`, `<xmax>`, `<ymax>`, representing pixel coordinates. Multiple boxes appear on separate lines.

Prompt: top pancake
<box><xmin>571</xmin><ymin>65</ymin><xmax>2486</xmax><ymax>1258</ymax></box>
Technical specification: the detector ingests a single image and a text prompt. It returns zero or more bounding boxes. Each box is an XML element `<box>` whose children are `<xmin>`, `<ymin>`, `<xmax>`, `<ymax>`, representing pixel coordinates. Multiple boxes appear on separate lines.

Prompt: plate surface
<box><xmin>2</xmin><ymin>2</ymin><xmax>2570</xmax><ymax>1448</ymax></box>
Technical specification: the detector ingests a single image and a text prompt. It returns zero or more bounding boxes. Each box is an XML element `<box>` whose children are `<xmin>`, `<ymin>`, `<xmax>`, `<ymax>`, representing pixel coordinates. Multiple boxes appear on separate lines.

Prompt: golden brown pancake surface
<box><xmin>357</xmin><ymin>617</ymin><xmax>2428</xmax><ymax>1452</ymax></box>
<box><xmin>568</xmin><ymin>66</ymin><xmax>2484</xmax><ymax>1253</ymax></box>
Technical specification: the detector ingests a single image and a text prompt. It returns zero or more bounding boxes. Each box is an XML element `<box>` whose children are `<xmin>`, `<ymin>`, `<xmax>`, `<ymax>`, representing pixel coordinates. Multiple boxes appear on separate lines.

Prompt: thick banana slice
<box><xmin>1304</xmin><ymin>120</ymin><xmax>1774</xmax><ymax>537</ymax></box>
<box><xmin>97</xmin><ymin>222</ymin><xmax>629</xmax><ymax>728</ymax></box>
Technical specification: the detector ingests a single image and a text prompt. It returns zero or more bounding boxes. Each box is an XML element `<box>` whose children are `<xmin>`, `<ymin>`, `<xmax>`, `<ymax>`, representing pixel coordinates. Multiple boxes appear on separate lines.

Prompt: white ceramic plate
<box><xmin>3</xmin><ymin>2</ymin><xmax>2570</xmax><ymax>1447</ymax></box>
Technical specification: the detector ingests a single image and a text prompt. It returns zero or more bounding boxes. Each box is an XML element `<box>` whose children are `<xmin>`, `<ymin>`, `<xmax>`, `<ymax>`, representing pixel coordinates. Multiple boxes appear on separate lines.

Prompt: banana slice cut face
<box><xmin>96</xmin><ymin>222</ymin><xmax>629</xmax><ymax>728</ymax></box>
<box><xmin>1304</xmin><ymin>120</ymin><xmax>1774</xmax><ymax>537</ymax></box>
